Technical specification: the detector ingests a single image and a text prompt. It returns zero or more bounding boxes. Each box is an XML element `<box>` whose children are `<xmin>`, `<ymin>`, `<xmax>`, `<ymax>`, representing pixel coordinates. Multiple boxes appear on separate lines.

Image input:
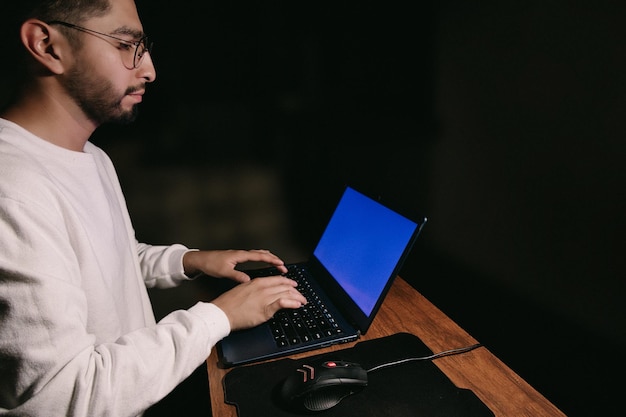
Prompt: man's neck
<box><xmin>1</xmin><ymin>83</ymin><xmax>97</xmax><ymax>152</ymax></box>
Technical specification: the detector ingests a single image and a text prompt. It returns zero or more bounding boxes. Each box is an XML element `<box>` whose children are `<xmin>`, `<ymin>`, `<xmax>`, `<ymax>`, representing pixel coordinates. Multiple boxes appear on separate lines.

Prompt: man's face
<box><xmin>63</xmin><ymin>59</ymin><xmax>141</xmax><ymax>125</ymax></box>
<box><xmin>60</xmin><ymin>0</ymin><xmax>156</xmax><ymax>125</ymax></box>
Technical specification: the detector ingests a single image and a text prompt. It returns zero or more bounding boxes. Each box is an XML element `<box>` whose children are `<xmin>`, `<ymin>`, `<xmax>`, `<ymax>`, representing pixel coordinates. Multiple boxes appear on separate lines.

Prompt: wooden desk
<box><xmin>206</xmin><ymin>277</ymin><xmax>566</xmax><ymax>417</ymax></box>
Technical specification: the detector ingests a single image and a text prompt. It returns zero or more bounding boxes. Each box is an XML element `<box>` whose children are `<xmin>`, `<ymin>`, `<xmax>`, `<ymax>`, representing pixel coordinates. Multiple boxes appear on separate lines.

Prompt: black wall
<box><xmin>111</xmin><ymin>2</ymin><xmax>626</xmax><ymax>414</ymax></box>
<box><xmin>121</xmin><ymin>1</ymin><xmax>625</xmax><ymax>339</ymax></box>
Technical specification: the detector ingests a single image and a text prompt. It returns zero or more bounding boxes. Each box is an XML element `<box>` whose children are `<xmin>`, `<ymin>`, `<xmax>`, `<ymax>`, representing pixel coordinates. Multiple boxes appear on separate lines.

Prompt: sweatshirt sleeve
<box><xmin>0</xmin><ymin>183</ymin><xmax>231</xmax><ymax>416</ymax></box>
<box><xmin>136</xmin><ymin>241</ymin><xmax>195</xmax><ymax>288</ymax></box>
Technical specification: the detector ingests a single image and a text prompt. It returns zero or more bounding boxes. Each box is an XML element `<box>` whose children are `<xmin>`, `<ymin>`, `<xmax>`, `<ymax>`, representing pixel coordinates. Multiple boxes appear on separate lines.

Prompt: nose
<box><xmin>138</xmin><ymin>51</ymin><xmax>156</xmax><ymax>83</ymax></box>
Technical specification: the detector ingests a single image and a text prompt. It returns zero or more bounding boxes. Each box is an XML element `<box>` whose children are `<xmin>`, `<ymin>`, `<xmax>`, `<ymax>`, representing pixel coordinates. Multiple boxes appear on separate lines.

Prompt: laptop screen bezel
<box><xmin>309</xmin><ymin>186</ymin><xmax>427</xmax><ymax>333</ymax></box>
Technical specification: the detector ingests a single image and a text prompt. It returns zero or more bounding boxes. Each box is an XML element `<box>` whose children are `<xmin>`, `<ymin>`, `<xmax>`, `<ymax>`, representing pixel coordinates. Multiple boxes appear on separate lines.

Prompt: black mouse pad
<box><xmin>222</xmin><ymin>332</ymin><xmax>494</xmax><ymax>417</ymax></box>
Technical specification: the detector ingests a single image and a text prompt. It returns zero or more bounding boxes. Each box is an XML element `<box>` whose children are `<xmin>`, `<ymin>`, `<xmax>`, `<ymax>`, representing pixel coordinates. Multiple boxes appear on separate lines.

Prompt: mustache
<box><xmin>125</xmin><ymin>84</ymin><xmax>146</xmax><ymax>95</ymax></box>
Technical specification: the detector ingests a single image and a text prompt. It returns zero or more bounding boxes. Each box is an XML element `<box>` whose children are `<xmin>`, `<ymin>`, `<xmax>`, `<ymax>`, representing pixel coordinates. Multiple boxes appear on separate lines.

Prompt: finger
<box><xmin>228</xmin><ymin>270</ymin><xmax>251</xmax><ymax>284</ymax></box>
<box><xmin>254</xmin><ymin>278</ymin><xmax>307</xmax><ymax>303</ymax></box>
<box><xmin>273</xmin><ymin>285</ymin><xmax>308</xmax><ymax>306</ymax></box>
<box><xmin>245</xmin><ymin>249</ymin><xmax>287</xmax><ymax>269</ymax></box>
<box><xmin>270</xmin><ymin>290</ymin><xmax>308</xmax><ymax>311</ymax></box>
<box><xmin>256</xmin><ymin>276</ymin><xmax>298</xmax><ymax>288</ymax></box>
<box><xmin>276</xmin><ymin>297</ymin><xmax>306</xmax><ymax>310</ymax></box>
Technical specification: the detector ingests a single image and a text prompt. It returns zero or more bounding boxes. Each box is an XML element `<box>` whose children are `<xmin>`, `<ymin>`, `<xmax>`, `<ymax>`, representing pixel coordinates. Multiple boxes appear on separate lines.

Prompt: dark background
<box><xmin>3</xmin><ymin>1</ymin><xmax>625</xmax><ymax>415</ymax></box>
<box><xmin>108</xmin><ymin>1</ymin><xmax>625</xmax><ymax>415</ymax></box>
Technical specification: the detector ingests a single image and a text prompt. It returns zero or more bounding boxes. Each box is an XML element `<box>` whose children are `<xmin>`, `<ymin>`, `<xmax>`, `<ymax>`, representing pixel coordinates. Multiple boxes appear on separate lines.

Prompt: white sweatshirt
<box><xmin>0</xmin><ymin>118</ymin><xmax>231</xmax><ymax>417</ymax></box>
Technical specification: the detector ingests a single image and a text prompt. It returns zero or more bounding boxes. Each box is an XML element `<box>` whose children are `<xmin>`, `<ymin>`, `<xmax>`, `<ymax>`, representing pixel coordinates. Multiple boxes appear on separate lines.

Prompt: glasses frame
<box><xmin>48</xmin><ymin>20</ymin><xmax>152</xmax><ymax>69</ymax></box>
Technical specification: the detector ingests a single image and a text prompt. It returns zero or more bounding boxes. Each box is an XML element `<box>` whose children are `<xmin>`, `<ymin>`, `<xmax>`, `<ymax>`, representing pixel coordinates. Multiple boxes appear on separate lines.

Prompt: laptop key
<box><xmin>268</xmin><ymin>265</ymin><xmax>345</xmax><ymax>348</ymax></box>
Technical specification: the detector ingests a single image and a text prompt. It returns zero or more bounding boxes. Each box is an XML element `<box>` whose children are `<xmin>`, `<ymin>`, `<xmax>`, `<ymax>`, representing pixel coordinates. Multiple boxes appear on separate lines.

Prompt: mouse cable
<box><xmin>365</xmin><ymin>342</ymin><xmax>483</xmax><ymax>374</ymax></box>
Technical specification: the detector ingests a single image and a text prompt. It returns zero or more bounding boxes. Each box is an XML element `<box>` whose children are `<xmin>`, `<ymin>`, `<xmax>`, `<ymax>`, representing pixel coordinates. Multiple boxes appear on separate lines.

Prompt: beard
<box><xmin>63</xmin><ymin>61</ymin><xmax>141</xmax><ymax>126</ymax></box>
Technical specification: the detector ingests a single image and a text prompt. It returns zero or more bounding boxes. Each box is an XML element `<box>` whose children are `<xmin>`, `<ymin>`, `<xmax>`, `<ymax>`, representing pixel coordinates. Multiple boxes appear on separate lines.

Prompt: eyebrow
<box><xmin>110</xmin><ymin>26</ymin><xmax>145</xmax><ymax>40</ymax></box>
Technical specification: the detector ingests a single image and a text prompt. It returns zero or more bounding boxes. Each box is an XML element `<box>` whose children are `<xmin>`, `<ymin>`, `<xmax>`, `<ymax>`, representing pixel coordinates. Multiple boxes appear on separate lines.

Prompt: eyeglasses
<box><xmin>48</xmin><ymin>20</ymin><xmax>153</xmax><ymax>69</ymax></box>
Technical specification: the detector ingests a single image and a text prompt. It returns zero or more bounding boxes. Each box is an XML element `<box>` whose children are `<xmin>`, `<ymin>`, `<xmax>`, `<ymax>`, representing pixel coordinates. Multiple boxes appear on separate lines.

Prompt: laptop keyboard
<box><xmin>268</xmin><ymin>265</ymin><xmax>345</xmax><ymax>348</ymax></box>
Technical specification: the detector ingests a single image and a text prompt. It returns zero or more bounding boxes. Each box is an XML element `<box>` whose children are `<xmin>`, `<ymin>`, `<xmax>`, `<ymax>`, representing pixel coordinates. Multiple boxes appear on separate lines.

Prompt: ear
<box><xmin>20</xmin><ymin>19</ymin><xmax>70</xmax><ymax>75</ymax></box>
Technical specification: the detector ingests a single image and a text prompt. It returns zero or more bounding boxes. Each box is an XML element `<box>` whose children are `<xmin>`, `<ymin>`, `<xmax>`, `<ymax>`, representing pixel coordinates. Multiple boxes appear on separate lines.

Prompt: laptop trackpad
<box><xmin>218</xmin><ymin>325</ymin><xmax>275</xmax><ymax>366</ymax></box>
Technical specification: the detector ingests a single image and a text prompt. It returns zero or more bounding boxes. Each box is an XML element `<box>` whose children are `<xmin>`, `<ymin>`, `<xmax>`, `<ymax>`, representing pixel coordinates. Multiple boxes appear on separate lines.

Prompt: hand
<box><xmin>182</xmin><ymin>249</ymin><xmax>288</xmax><ymax>283</ymax></box>
<box><xmin>211</xmin><ymin>276</ymin><xmax>307</xmax><ymax>331</ymax></box>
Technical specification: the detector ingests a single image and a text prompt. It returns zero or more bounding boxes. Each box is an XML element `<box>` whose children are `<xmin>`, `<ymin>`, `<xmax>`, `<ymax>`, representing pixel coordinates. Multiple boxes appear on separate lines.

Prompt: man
<box><xmin>0</xmin><ymin>0</ymin><xmax>307</xmax><ymax>415</ymax></box>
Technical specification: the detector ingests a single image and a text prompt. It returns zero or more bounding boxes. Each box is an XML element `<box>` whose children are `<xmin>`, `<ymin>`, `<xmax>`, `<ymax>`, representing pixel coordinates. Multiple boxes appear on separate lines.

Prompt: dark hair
<box><xmin>0</xmin><ymin>0</ymin><xmax>112</xmax><ymax>111</ymax></box>
<box><xmin>5</xmin><ymin>0</ymin><xmax>112</xmax><ymax>26</ymax></box>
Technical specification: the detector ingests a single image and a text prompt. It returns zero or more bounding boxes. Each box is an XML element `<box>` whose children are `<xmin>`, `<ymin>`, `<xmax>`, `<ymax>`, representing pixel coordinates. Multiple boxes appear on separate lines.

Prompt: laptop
<box><xmin>217</xmin><ymin>185</ymin><xmax>427</xmax><ymax>367</ymax></box>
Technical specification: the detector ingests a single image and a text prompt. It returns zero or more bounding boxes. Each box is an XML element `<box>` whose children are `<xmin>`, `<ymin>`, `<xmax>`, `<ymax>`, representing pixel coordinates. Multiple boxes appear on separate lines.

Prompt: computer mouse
<box><xmin>277</xmin><ymin>359</ymin><xmax>368</xmax><ymax>412</ymax></box>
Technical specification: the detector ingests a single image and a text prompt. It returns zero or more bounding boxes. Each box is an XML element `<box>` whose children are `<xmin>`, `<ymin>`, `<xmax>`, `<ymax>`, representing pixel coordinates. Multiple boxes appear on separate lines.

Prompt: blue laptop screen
<box><xmin>313</xmin><ymin>187</ymin><xmax>418</xmax><ymax>316</ymax></box>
